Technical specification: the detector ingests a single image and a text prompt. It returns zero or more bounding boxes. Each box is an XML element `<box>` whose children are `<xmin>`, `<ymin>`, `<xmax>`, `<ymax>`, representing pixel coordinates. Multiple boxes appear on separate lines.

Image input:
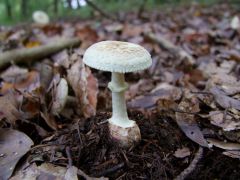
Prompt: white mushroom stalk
<box><xmin>83</xmin><ymin>41</ymin><xmax>152</xmax><ymax>148</ymax></box>
<box><xmin>108</xmin><ymin>73</ymin><xmax>130</xmax><ymax>127</ymax></box>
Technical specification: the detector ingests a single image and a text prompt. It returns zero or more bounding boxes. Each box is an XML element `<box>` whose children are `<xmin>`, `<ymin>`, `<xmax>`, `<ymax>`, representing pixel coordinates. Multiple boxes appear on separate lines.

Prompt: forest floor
<box><xmin>1</xmin><ymin>3</ymin><xmax>240</xmax><ymax>180</ymax></box>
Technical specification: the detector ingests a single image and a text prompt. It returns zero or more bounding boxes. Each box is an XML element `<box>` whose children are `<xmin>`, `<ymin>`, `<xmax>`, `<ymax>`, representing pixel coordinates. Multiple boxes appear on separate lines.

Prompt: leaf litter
<box><xmin>1</xmin><ymin>2</ymin><xmax>240</xmax><ymax>180</ymax></box>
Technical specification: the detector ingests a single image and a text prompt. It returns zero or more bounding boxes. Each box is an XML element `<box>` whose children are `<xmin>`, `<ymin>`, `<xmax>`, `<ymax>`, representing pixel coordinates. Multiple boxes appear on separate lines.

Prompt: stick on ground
<box><xmin>174</xmin><ymin>147</ymin><xmax>203</xmax><ymax>180</ymax></box>
<box><xmin>145</xmin><ymin>32</ymin><xmax>195</xmax><ymax>65</ymax></box>
<box><xmin>0</xmin><ymin>37</ymin><xmax>81</xmax><ymax>68</ymax></box>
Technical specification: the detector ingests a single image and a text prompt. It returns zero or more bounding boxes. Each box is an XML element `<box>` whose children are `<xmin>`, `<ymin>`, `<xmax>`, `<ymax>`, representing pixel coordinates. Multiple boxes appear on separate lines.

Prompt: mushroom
<box><xmin>32</xmin><ymin>10</ymin><xmax>50</xmax><ymax>25</ymax></box>
<box><xmin>83</xmin><ymin>41</ymin><xmax>152</xmax><ymax>148</ymax></box>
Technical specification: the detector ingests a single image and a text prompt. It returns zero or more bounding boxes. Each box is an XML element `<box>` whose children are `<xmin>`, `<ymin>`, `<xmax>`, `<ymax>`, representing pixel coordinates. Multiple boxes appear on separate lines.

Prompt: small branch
<box><xmin>174</xmin><ymin>147</ymin><xmax>203</xmax><ymax>180</ymax></box>
<box><xmin>95</xmin><ymin>163</ymin><xmax>125</xmax><ymax>177</ymax></box>
<box><xmin>65</xmin><ymin>146</ymin><xmax>73</xmax><ymax>167</ymax></box>
<box><xmin>145</xmin><ymin>32</ymin><xmax>195</xmax><ymax>65</ymax></box>
<box><xmin>0</xmin><ymin>37</ymin><xmax>81</xmax><ymax>68</ymax></box>
<box><xmin>77</xmin><ymin>169</ymin><xmax>109</xmax><ymax>180</ymax></box>
<box><xmin>85</xmin><ymin>0</ymin><xmax>117</xmax><ymax>21</ymax></box>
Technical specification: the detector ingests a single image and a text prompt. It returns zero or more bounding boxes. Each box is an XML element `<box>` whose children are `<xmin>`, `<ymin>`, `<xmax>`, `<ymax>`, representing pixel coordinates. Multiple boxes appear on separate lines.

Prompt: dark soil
<box><xmin>30</xmin><ymin>110</ymin><xmax>240</xmax><ymax>180</ymax></box>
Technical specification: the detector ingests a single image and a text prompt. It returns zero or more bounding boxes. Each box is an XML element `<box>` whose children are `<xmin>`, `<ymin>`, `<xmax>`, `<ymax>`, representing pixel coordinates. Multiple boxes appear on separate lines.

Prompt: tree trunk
<box><xmin>67</xmin><ymin>0</ymin><xmax>72</xmax><ymax>9</ymax></box>
<box><xmin>76</xmin><ymin>0</ymin><xmax>81</xmax><ymax>9</ymax></box>
<box><xmin>4</xmin><ymin>0</ymin><xmax>12</xmax><ymax>19</ymax></box>
<box><xmin>53</xmin><ymin>0</ymin><xmax>58</xmax><ymax>15</ymax></box>
<box><xmin>21</xmin><ymin>0</ymin><xmax>28</xmax><ymax>17</ymax></box>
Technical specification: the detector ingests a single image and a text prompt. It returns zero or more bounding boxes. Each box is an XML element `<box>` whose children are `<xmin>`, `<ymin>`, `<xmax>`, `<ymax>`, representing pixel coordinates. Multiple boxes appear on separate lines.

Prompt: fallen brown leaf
<box><xmin>1</xmin><ymin>70</ymin><xmax>40</xmax><ymax>94</ymax></box>
<box><xmin>67</xmin><ymin>54</ymin><xmax>98</xmax><ymax>118</ymax></box>
<box><xmin>210</xmin><ymin>86</ymin><xmax>240</xmax><ymax>110</ymax></box>
<box><xmin>209</xmin><ymin>111</ymin><xmax>240</xmax><ymax>131</ymax></box>
<box><xmin>0</xmin><ymin>128</ymin><xmax>33</xmax><ymax>180</ymax></box>
<box><xmin>207</xmin><ymin>138</ymin><xmax>240</xmax><ymax>150</ymax></box>
<box><xmin>176</xmin><ymin>94</ymin><xmax>208</xmax><ymax>147</ymax></box>
<box><xmin>0</xmin><ymin>93</ymin><xmax>21</xmax><ymax>124</ymax></box>
<box><xmin>174</xmin><ymin>147</ymin><xmax>191</xmax><ymax>158</ymax></box>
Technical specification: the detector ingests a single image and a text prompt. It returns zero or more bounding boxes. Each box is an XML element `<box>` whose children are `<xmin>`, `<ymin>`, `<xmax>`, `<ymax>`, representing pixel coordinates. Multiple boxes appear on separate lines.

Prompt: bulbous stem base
<box><xmin>108</xmin><ymin>120</ymin><xmax>141</xmax><ymax>148</ymax></box>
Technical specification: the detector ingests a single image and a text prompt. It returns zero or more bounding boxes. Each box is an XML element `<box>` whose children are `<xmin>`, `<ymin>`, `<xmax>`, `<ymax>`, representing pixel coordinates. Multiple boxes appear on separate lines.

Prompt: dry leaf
<box><xmin>67</xmin><ymin>54</ymin><xmax>98</xmax><ymax>118</ymax></box>
<box><xmin>51</xmin><ymin>50</ymin><xmax>69</xmax><ymax>68</ymax></box>
<box><xmin>0</xmin><ymin>93</ymin><xmax>21</xmax><ymax>124</ymax></box>
<box><xmin>151</xmin><ymin>83</ymin><xmax>182</xmax><ymax>101</ymax></box>
<box><xmin>24</xmin><ymin>41</ymin><xmax>41</xmax><ymax>48</ymax></box>
<box><xmin>176</xmin><ymin>95</ymin><xmax>209</xmax><ymax>147</ymax></box>
<box><xmin>39</xmin><ymin>62</ymin><xmax>54</xmax><ymax>90</ymax></box>
<box><xmin>207</xmin><ymin>138</ymin><xmax>240</xmax><ymax>150</ymax></box>
<box><xmin>75</xmin><ymin>25</ymin><xmax>98</xmax><ymax>49</ymax></box>
<box><xmin>174</xmin><ymin>147</ymin><xmax>191</xmax><ymax>158</ymax></box>
<box><xmin>128</xmin><ymin>83</ymin><xmax>181</xmax><ymax>110</ymax></box>
<box><xmin>1</xmin><ymin>71</ymin><xmax>40</xmax><ymax>94</ymax></box>
<box><xmin>121</xmin><ymin>24</ymin><xmax>143</xmax><ymax>38</ymax></box>
<box><xmin>126</xmin><ymin>79</ymin><xmax>154</xmax><ymax>100</ymax></box>
<box><xmin>51</xmin><ymin>78</ymin><xmax>68</xmax><ymax>115</ymax></box>
<box><xmin>0</xmin><ymin>65</ymin><xmax>28</xmax><ymax>83</ymax></box>
<box><xmin>209</xmin><ymin>111</ymin><xmax>240</xmax><ymax>131</ymax></box>
<box><xmin>64</xmin><ymin>166</ymin><xmax>78</xmax><ymax>180</ymax></box>
<box><xmin>11</xmin><ymin>163</ymin><xmax>67</xmax><ymax>180</ymax></box>
<box><xmin>210</xmin><ymin>87</ymin><xmax>240</xmax><ymax>110</ymax></box>
<box><xmin>11</xmin><ymin>163</ymin><xmax>107</xmax><ymax>180</ymax></box>
<box><xmin>40</xmin><ymin>112</ymin><xmax>58</xmax><ymax>130</ymax></box>
<box><xmin>223</xmin><ymin>150</ymin><xmax>240</xmax><ymax>159</ymax></box>
<box><xmin>0</xmin><ymin>128</ymin><xmax>33</xmax><ymax>180</ymax></box>
<box><xmin>105</xmin><ymin>23</ymin><xmax>123</xmax><ymax>32</ymax></box>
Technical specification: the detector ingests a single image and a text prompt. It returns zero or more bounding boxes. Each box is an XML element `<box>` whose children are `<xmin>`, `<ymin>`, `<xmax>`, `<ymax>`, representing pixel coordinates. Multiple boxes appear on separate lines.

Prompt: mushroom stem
<box><xmin>108</xmin><ymin>72</ymin><xmax>141</xmax><ymax>148</ymax></box>
<box><xmin>108</xmin><ymin>72</ymin><xmax>132</xmax><ymax>127</ymax></box>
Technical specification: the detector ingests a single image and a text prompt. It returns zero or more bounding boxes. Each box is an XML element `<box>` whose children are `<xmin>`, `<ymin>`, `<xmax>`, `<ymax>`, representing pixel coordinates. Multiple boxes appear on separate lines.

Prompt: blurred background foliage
<box><xmin>0</xmin><ymin>0</ymin><xmax>239</xmax><ymax>25</ymax></box>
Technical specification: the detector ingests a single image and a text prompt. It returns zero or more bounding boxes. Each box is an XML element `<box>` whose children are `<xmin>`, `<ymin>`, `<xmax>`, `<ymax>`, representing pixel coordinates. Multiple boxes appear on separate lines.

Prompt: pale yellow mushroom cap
<box><xmin>83</xmin><ymin>41</ymin><xmax>152</xmax><ymax>73</ymax></box>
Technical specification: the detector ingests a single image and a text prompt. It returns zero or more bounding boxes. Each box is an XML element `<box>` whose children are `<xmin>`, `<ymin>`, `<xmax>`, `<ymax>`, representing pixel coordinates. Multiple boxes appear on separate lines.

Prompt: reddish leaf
<box><xmin>0</xmin><ymin>93</ymin><xmax>21</xmax><ymax>124</ymax></box>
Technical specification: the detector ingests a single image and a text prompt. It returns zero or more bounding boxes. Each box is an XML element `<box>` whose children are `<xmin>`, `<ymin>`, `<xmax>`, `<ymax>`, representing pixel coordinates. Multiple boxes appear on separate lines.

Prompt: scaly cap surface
<box><xmin>83</xmin><ymin>41</ymin><xmax>152</xmax><ymax>73</ymax></box>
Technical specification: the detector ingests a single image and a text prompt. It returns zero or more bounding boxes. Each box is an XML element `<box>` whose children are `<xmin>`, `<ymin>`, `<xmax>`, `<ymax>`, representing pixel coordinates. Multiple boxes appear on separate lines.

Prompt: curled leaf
<box><xmin>207</xmin><ymin>138</ymin><xmax>240</xmax><ymax>150</ymax></box>
<box><xmin>210</xmin><ymin>87</ymin><xmax>240</xmax><ymax>110</ymax></box>
<box><xmin>51</xmin><ymin>78</ymin><xmax>68</xmax><ymax>115</ymax></box>
<box><xmin>67</xmin><ymin>54</ymin><xmax>98</xmax><ymax>118</ymax></box>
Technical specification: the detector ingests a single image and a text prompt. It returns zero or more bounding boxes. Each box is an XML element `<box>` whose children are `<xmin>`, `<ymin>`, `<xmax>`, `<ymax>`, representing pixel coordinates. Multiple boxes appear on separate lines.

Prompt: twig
<box><xmin>30</xmin><ymin>143</ymin><xmax>64</xmax><ymax>151</ymax></box>
<box><xmin>0</xmin><ymin>38</ymin><xmax>81</xmax><ymax>68</ymax></box>
<box><xmin>76</xmin><ymin>121</ymin><xmax>82</xmax><ymax>167</ymax></box>
<box><xmin>77</xmin><ymin>169</ymin><xmax>109</xmax><ymax>180</ymax></box>
<box><xmin>85</xmin><ymin>0</ymin><xmax>117</xmax><ymax>21</ymax></box>
<box><xmin>174</xmin><ymin>147</ymin><xmax>203</xmax><ymax>180</ymax></box>
<box><xmin>94</xmin><ymin>159</ymin><xmax>118</xmax><ymax>170</ymax></box>
<box><xmin>145</xmin><ymin>32</ymin><xmax>195</xmax><ymax>65</ymax></box>
<box><xmin>190</xmin><ymin>91</ymin><xmax>212</xmax><ymax>95</ymax></box>
<box><xmin>65</xmin><ymin>146</ymin><xmax>73</xmax><ymax>167</ymax></box>
<box><xmin>95</xmin><ymin>163</ymin><xmax>125</xmax><ymax>177</ymax></box>
<box><xmin>173</xmin><ymin>109</ymin><xmax>198</xmax><ymax>115</ymax></box>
